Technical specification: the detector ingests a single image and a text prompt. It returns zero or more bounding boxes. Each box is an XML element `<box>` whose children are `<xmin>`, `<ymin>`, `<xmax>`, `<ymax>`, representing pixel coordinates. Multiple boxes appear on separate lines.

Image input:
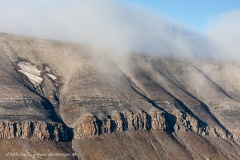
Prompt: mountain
<box><xmin>0</xmin><ymin>32</ymin><xmax>240</xmax><ymax>160</ymax></box>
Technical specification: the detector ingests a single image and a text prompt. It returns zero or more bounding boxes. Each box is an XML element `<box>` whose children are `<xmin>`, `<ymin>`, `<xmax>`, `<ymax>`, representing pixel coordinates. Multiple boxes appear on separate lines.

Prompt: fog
<box><xmin>205</xmin><ymin>10</ymin><xmax>240</xmax><ymax>60</ymax></box>
<box><xmin>0</xmin><ymin>0</ymin><xmax>238</xmax><ymax>60</ymax></box>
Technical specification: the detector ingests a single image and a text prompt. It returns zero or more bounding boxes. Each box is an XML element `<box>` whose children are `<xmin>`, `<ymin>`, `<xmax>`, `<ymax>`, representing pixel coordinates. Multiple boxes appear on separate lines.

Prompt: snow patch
<box><xmin>45</xmin><ymin>66</ymin><xmax>57</xmax><ymax>80</ymax></box>
<box><xmin>17</xmin><ymin>62</ymin><xmax>41</xmax><ymax>76</ymax></box>
<box><xmin>17</xmin><ymin>61</ymin><xmax>43</xmax><ymax>86</ymax></box>
<box><xmin>47</xmin><ymin>73</ymin><xmax>57</xmax><ymax>80</ymax></box>
<box><xmin>18</xmin><ymin>70</ymin><xmax>43</xmax><ymax>86</ymax></box>
<box><xmin>45</xmin><ymin>66</ymin><xmax>51</xmax><ymax>73</ymax></box>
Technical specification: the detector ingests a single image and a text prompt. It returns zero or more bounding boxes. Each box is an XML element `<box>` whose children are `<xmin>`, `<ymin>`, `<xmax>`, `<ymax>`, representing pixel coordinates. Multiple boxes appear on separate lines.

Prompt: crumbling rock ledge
<box><xmin>0</xmin><ymin>121</ymin><xmax>71</xmax><ymax>141</ymax></box>
<box><xmin>232</xmin><ymin>130</ymin><xmax>240</xmax><ymax>142</ymax></box>
<box><xmin>74</xmin><ymin>109</ymin><xmax>232</xmax><ymax>141</ymax></box>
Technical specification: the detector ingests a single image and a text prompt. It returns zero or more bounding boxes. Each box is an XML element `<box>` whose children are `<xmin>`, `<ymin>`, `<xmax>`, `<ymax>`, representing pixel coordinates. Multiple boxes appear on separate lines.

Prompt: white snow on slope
<box><xmin>45</xmin><ymin>66</ymin><xmax>51</xmax><ymax>73</ymax></box>
<box><xmin>18</xmin><ymin>70</ymin><xmax>43</xmax><ymax>86</ymax></box>
<box><xmin>45</xmin><ymin>66</ymin><xmax>57</xmax><ymax>80</ymax></box>
<box><xmin>17</xmin><ymin>61</ymin><xmax>43</xmax><ymax>86</ymax></box>
<box><xmin>47</xmin><ymin>73</ymin><xmax>57</xmax><ymax>80</ymax></box>
<box><xmin>17</xmin><ymin>62</ymin><xmax>41</xmax><ymax>76</ymax></box>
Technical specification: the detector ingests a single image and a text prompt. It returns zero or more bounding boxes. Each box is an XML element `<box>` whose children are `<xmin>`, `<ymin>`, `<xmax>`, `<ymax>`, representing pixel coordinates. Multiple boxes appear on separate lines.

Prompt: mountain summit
<box><xmin>0</xmin><ymin>33</ymin><xmax>240</xmax><ymax>159</ymax></box>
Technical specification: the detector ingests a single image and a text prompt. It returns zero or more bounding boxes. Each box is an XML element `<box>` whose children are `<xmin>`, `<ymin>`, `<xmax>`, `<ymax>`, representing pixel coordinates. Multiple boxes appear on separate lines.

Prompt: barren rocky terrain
<box><xmin>0</xmin><ymin>32</ymin><xmax>240</xmax><ymax>159</ymax></box>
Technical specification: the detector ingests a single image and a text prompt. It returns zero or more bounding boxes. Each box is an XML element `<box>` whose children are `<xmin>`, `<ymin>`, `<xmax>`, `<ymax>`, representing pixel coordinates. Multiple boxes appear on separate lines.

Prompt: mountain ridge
<box><xmin>0</xmin><ymin>32</ymin><xmax>240</xmax><ymax>159</ymax></box>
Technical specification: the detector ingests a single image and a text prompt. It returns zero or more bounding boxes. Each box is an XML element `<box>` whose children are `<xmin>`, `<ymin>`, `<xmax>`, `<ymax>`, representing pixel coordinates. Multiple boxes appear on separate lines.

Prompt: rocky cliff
<box><xmin>0</xmin><ymin>121</ymin><xmax>71</xmax><ymax>141</ymax></box>
<box><xmin>74</xmin><ymin>109</ymin><xmax>231</xmax><ymax>141</ymax></box>
<box><xmin>1</xmin><ymin>33</ymin><xmax>240</xmax><ymax>159</ymax></box>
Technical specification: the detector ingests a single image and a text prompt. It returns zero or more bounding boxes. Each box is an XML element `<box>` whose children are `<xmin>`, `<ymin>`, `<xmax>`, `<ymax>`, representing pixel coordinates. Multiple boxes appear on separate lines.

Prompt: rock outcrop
<box><xmin>0</xmin><ymin>121</ymin><xmax>71</xmax><ymax>141</ymax></box>
<box><xmin>74</xmin><ymin>109</ymin><xmax>232</xmax><ymax>140</ymax></box>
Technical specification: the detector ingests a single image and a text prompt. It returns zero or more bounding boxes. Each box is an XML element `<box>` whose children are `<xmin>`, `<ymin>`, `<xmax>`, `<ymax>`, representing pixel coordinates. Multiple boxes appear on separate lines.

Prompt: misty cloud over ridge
<box><xmin>0</xmin><ymin>0</ymin><xmax>237</xmax><ymax>60</ymax></box>
<box><xmin>205</xmin><ymin>10</ymin><xmax>240</xmax><ymax>60</ymax></box>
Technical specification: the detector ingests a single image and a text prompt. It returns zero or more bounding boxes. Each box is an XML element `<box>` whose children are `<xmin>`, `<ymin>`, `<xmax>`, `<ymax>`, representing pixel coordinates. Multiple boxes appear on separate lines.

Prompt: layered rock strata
<box><xmin>74</xmin><ymin>110</ymin><xmax>231</xmax><ymax>140</ymax></box>
<box><xmin>0</xmin><ymin>121</ymin><xmax>71</xmax><ymax>141</ymax></box>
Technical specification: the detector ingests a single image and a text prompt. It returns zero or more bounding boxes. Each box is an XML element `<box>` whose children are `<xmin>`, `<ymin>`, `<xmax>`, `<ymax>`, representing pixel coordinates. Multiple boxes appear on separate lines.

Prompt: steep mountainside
<box><xmin>0</xmin><ymin>33</ymin><xmax>240</xmax><ymax>159</ymax></box>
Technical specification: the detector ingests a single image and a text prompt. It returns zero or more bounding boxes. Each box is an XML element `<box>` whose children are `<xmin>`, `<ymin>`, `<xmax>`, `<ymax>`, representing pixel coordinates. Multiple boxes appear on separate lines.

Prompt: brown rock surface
<box><xmin>0</xmin><ymin>32</ymin><xmax>240</xmax><ymax>159</ymax></box>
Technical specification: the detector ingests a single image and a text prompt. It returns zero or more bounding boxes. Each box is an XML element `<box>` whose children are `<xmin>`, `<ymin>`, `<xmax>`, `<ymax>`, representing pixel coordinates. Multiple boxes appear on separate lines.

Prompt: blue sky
<box><xmin>119</xmin><ymin>0</ymin><xmax>240</xmax><ymax>31</ymax></box>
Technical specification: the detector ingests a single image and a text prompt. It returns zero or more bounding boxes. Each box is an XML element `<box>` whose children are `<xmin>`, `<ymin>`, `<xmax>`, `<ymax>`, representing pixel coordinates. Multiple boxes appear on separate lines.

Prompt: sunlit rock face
<box><xmin>0</xmin><ymin>33</ymin><xmax>240</xmax><ymax>159</ymax></box>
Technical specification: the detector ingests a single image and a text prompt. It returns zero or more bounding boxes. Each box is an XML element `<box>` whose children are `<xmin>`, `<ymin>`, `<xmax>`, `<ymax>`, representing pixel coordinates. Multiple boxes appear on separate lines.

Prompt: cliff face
<box><xmin>74</xmin><ymin>111</ymin><xmax>156</xmax><ymax>138</ymax></box>
<box><xmin>0</xmin><ymin>121</ymin><xmax>71</xmax><ymax>141</ymax></box>
<box><xmin>74</xmin><ymin>109</ymin><xmax>231</xmax><ymax>141</ymax></box>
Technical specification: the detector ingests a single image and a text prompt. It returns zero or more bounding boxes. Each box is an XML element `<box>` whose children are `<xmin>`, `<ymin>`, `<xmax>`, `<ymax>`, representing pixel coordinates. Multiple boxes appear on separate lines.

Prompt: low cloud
<box><xmin>205</xmin><ymin>10</ymin><xmax>240</xmax><ymax>61</ymax></box>
<box><xmin>0</xmin><ymin>0</ymin><xmax>236</xmax><ymax>60</ymax></box>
